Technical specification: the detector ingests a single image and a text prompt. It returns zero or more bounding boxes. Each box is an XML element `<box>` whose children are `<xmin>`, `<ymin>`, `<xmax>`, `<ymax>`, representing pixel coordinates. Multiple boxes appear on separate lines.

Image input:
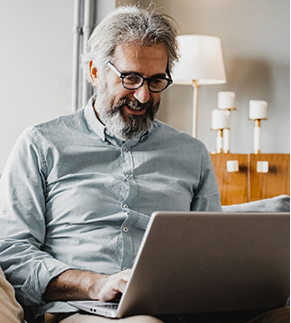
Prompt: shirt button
<box><xmin>123</xmin><ymin>227</ymin><xmax>128</xmax><ymax>232</ymax></box>
<box><xmin>123</xmin><ymin>147</ymin><xmax>128</xmax><ymax>152</ymax></box>
<box><xmin>123</xmin><ymin>204</ymin><xmax>128</xmax><ymax>209</ymax></box>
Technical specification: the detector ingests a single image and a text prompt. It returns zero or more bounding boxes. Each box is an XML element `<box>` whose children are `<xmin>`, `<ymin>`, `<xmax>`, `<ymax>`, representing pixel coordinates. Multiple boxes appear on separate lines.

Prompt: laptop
<box><xmin>68</xmin><ymin>211</ymin><xmax>290</xmax><ymax>318</ymax></box>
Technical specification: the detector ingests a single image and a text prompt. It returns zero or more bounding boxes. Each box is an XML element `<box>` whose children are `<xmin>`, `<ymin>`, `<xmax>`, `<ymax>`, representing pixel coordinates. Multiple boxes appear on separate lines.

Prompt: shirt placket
<box><xmin>120</xmin><ymin>143</ymin><xmax>139</xmax><ymax>270</ymax></box>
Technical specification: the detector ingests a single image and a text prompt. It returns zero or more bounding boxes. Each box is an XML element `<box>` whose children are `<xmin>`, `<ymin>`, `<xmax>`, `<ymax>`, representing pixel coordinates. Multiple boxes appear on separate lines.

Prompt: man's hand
<box><xmin>95</xmin><ymin>269</ymin><xmax>131</xmax><ymax>302</ymax></box>
<box><xmin>43</xmin><ymin>269</ymin><xmax>131</xmax><ymax>302</ymax></box>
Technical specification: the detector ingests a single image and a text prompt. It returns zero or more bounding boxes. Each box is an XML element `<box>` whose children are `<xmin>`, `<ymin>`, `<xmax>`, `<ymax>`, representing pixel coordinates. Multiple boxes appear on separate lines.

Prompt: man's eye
<box><xmin>151</xmin><ymin>79</ymin><xmax>163</xmax><ymax>85</ymax></box>
<box><xmin>124</xmin><ymin>75</ymin><xmax>141</xmax><ymax>84</ymax></box>
<box><xmin>150</xmin><ymin>79</ymin><xmax>166</xmax><ymax>89</ymax></box>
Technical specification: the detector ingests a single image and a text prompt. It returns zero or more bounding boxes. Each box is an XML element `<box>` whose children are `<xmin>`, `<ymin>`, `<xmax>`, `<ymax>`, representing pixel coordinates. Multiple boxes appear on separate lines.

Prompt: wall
<box><xmin>140</xmin><ymin>0</ymin><xmax>290</xmax><ymax>154</ymax></box>
<box><xmin>0</xmin><ymin>0</ymin><xmax>74</xmax><ymax>173</ymax></box>
<box><xmin>97</xmin><ymin>0</ymin><xmax>116</xmax><ymax>22</ymax></box>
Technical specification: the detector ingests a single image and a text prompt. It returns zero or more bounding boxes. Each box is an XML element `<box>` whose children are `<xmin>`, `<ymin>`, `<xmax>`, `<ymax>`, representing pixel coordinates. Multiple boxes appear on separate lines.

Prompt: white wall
<box><xmin>0</xmin><ymin>0</ymin><xmax>74</xmax><ymax>173</ymax></box>
<box><xmin>142</xmin><ymin>0</ymin><xmax>290</xmax><ymax>154</ymax></box>
<box><xmin>96</xmin><ymin>0</ymin><xmax>116</xmax><ymax>23</ymax></box>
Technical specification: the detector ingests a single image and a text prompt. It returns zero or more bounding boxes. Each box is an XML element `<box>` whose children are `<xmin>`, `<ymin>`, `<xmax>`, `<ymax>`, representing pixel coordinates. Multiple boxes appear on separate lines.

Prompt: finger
<box><xmin>110</xmin><ymin>272</ymin><xmax>129</xmax><ymax>293</ymax></box>
<box><xmin>116</xmin><ymin>269</ymin><xmax>131</xmax><ymax>281</ymax></box>
<box><xmin>98</xmin><ymin>271</ymin><xmax>130</xmax><ymax>301</ymax></box>
<box><xmin>113</xmin><ymin>276</ymin><xmax>127</xmax><ymax>294</ymax></box>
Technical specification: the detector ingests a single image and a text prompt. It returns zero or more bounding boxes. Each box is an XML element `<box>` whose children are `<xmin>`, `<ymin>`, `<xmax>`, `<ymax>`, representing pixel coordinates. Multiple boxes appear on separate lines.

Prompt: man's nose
<box><xmin>133</xmin><ymin>83</ymin><xmax>151</xmax><ymax>104</ymax></box>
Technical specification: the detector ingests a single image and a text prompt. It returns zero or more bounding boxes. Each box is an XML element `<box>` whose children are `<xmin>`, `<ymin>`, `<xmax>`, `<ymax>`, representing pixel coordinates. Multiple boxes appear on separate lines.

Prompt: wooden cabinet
<box><xmin>210</xmin><ymin>153</ymin><xmax>290</xmax><ymax>205</ymax></box>
<box><xmin>210</xmin><ymin>153</ymin><xmax>248</xmax><ymax>205</ymax></box>
<box><xmin>249</xmin><ymin>154</ymin><xmax>290</xmax><ymax>202</ymax></box>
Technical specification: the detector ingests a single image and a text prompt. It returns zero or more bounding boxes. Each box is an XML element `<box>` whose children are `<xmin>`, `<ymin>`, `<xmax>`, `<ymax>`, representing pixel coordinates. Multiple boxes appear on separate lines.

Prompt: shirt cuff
<box><xmin>21</xmin><ymin>258</ymin><xmax>73</xmax><ymax>305</ymax></box>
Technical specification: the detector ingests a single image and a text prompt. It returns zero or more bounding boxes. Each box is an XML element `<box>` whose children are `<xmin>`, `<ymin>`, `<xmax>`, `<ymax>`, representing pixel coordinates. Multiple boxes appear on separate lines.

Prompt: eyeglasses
<box><xmin>107</xmin><ymin>61</ymin><xmax>173</xmax><ymax>93</ymax></box>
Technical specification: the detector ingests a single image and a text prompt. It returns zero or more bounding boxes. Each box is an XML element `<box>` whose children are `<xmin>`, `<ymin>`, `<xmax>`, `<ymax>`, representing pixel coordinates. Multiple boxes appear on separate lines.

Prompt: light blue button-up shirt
<box><xmin>0</xmin><ymin>97</ymin><xmax>221</xmax><ymax>320</ymax></box>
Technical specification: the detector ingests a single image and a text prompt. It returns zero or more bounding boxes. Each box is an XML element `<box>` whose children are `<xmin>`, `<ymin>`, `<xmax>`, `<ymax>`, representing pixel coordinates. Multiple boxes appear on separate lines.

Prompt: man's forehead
<box><xmin>114</xmin><ymin>43</ymin><xmax>168</xmax><ymax>62</ymax></box>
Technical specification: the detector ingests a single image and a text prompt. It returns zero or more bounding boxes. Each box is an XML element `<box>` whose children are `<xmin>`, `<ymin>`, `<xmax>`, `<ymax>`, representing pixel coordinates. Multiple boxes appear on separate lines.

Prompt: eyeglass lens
<box><xmin>123</xmin><ymin>74</ymin><xmax>169</xmax><ymax>92</ymax></box>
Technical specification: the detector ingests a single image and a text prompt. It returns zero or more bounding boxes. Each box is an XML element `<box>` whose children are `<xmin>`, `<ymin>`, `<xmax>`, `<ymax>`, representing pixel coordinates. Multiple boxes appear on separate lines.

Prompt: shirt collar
<box><xmin>84</xmin><ymin>96</ymin><xmax>107</xmax><ymax>141</ymax></box>
<box><xmin>84</xmin><ymin>95</ymin><xmax>154</xmax><ymax>144</ymax></box>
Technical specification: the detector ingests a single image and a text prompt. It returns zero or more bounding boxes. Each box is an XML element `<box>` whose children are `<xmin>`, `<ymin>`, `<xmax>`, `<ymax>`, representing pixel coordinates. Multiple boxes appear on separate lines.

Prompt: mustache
<box><xmin>111</xmin><ymin>98</ymin><xmax>154</xmax><ymax>115</ymax></box>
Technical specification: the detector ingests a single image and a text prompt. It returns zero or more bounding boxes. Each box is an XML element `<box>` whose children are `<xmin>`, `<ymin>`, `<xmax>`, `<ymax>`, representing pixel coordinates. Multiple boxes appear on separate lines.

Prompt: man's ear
<box><xmin>89</xmin><ymin>61</ymin><xmax>99</xmax><ymax>86</ymax></box>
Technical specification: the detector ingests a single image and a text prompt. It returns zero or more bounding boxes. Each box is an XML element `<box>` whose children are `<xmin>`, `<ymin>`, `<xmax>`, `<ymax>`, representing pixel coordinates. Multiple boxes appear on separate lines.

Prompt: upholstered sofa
<box><xmin>222</xmin><ymin>194</ymin><xmax>290</xmax><ymax>213</ymax></box>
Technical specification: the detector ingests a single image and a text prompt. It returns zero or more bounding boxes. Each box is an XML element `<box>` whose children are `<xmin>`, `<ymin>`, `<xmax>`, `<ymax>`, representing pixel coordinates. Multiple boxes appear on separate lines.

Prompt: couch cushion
<box><xmin>222</xmin><ymin>195</ymin><xmax>290</xmax><ymax>213</ymax></box>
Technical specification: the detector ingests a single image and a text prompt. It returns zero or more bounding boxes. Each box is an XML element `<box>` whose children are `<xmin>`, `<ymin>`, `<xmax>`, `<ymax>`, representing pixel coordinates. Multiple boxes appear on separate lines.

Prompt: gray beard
<box><xmin>95</xmin><ymin>95</ymin><xmax>160</xmax><ymax>141</ymax></box>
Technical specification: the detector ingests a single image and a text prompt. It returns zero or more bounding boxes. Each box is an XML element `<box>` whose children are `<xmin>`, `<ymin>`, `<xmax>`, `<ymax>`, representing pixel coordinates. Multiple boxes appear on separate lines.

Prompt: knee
<box><xmin>126</xmin><ymin>315</ymin><xmax>164</xmax><ymax>323</ymax></box>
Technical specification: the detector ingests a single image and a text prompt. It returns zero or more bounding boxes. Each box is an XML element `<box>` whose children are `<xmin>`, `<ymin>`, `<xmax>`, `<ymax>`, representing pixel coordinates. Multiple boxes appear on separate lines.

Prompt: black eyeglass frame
<box><xmin>107</xmin><ymin>61</ymin><xmax>173</xmax><ymax>93</ymax></box>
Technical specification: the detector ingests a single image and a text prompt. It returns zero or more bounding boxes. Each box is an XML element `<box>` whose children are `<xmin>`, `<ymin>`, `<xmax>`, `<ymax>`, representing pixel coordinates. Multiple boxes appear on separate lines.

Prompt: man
<box><xmin>0</xmin><ymin>5</ymin><xmax>221</xmax><ymax>323</ymax></box>
<box><xmin>0</xmin><ymin>5</ymin><xmax>288</xmax><ymax>323</ymax></box>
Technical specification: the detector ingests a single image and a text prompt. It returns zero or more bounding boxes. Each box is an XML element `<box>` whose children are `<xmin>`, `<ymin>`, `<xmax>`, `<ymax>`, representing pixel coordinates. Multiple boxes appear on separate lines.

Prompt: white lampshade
<box><xmin>173</xmin><ymin>35</ymin><xmax>227</xmax><ymax>85</ymax></box>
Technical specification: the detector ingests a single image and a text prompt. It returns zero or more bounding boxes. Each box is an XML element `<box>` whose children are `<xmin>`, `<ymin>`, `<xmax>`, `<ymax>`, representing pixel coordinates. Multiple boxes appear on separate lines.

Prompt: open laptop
<box><xmin>68</xmin><ymin>211</ymin><xmax>290</xmax><ymax>318</ymax></box>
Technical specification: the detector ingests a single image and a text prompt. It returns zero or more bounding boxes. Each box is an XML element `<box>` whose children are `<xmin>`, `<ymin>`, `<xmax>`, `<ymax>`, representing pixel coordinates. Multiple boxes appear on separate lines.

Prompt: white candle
<box><xmin>211</xmin><ymin>109</ymin><xmax>230</xmax><ymax>130</ymax></box>
<box><xmin>218</xmin><ymin>91</ymin><xmax>235</xmax><ymax>109</ymax></box>
<box><xmin>249</xmin><ymin>100</ymin><xmax>268</xmax><ymax>120</ymax></box>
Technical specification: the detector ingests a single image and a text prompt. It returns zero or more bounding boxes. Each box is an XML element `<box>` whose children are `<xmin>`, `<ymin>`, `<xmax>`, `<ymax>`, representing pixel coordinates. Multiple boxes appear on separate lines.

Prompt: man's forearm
<box><xmin>43</xmin><ymin>269</ymin><xmax>104</xmax><ymax>301</ymax></box>
<box><xmin>43</xmin><ymin>268</ymin><xmax>131</xmax><ymax>302</ymax></box>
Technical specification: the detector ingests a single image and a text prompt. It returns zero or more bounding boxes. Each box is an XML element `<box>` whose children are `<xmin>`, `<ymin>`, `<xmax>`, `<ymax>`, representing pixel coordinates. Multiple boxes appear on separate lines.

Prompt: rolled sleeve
<box><xmin>21</xmin><ymin>259</ymin><xmax>72</xmax><ymax>305</ymax></box>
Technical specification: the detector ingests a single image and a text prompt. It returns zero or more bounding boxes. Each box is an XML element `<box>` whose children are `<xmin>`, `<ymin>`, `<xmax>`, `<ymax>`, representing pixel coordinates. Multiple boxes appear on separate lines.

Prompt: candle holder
<box><xmin>222</xmin><ymin>114</ymin><xmax>231</xmax><ymax>153</ymax></box>
<box><xmin>215</xmin><ymin>129</ymin><xmax>224</xmax><ymax>153</ymax></box>
<box><xmin>249</xmin><ymin>100</ymin><xmax>268</xmax><ymax>154</ymax></box>
<box><xmin>218</xmin><ymin>91</ymin><xmax>236</xmax><ymax>153</ymax></box>
<box><xmin>211</xmin><ymin>109</ymin><xmax>230</xmax><ymax>153</ymax></box>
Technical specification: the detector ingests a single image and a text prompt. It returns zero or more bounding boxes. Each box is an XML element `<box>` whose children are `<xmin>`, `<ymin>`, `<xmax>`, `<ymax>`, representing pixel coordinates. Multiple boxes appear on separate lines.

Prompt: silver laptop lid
<box><xmin>117</xmin><ymin>211</ymin><xmax>290</xmax><ymax>317</ymax></box>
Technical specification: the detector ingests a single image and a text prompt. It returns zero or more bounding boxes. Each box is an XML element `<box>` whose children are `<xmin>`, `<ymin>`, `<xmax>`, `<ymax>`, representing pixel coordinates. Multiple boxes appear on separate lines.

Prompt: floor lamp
<box><xmin>173</xmin><ymin>35</ymin><xmax>227</xmax><ymax>138</ymax></box>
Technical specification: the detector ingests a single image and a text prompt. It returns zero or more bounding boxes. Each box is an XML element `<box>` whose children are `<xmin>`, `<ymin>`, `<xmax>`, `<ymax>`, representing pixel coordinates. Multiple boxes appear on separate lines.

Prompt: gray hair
<box><xmin>82</xmin><ymin>5</ymin><xmax>179</xmax><ymax>84</ymax></box>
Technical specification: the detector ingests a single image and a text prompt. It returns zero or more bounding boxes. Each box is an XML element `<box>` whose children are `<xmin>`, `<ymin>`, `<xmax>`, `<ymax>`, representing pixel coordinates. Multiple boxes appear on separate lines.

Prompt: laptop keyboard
<box><xmin>99</xmin><ymin>303</ymin><xmax>118</xmax><ymax>309</ymax></box>
<box><xmin>81</xmin><ymin>300</ymin><xmax>119</xmax><ymax>309</ymax></box>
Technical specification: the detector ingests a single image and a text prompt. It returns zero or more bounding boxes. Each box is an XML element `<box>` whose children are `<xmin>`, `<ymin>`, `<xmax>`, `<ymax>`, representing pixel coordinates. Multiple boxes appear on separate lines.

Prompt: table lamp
<box><xmin>173</xmin><ymin>35</ymin><xmax>227</xmax><ymax>137</ymax></box>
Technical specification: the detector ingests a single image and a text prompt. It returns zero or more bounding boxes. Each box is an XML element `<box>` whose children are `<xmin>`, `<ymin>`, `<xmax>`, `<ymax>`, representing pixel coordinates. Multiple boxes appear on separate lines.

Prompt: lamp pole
<box><xmin>192</xmin><ymin>80</ymin><xmax>199</xmax><ymax>138</ymax></box>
